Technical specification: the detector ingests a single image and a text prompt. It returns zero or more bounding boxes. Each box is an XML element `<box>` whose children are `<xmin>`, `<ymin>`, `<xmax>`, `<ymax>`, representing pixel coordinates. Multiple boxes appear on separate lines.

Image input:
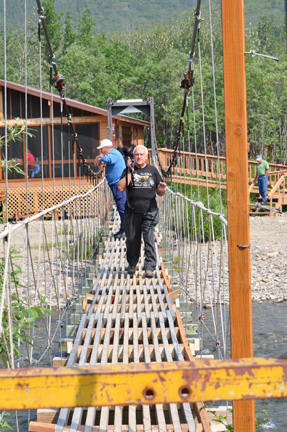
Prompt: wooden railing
<box><xmin>156</xmin><ymin>148</ymin><xmax>287</xmax><ymax>194</ymax></box>
<box><xmin>157</xmin><ymin>149</ymin><xmax>227</xmax><ymax>186</ymax></box>
<box><xmin>266</xmin><ymin>169</ymin><xmax>287</xmax><ymax>209</ymax></box>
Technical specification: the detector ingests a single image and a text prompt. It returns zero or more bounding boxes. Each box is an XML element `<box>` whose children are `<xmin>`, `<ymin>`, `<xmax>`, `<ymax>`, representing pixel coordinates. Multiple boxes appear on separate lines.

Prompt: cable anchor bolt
<box><xmin>244</xmin><ymin>50</ymin><xmax>279</xmax><ymax>61</ymax></box>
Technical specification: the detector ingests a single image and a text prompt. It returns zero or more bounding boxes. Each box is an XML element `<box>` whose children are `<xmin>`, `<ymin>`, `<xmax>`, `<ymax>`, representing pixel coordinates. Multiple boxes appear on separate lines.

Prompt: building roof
<box><xmin>0</xmin><ymin>80</ymin><xmax>150</xmax><ymax>127</ymax></box>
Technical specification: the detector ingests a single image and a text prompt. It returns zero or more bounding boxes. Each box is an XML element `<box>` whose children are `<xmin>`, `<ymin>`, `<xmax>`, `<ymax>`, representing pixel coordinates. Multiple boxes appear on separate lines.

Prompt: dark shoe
<box><xmin>114</xmin><ymin>230</ymin><xmax>125</xmax><ymax>239</ymax></box>
<box><xmin>145</xmin><ymin>269</ymin><xmax>154</xmax><ymax>278</ymax></box>
<box><xmin>127</xmin><ymin>265</ymin><xmax>136</xmax><ymax>275</ymax></box>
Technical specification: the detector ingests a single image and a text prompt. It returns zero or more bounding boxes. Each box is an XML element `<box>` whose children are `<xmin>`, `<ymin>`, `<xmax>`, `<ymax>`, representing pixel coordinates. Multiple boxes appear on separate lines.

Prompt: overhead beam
<box><xmin>0</xmin><ymin>116</ymin><xmax>106</xmax><ymax>128</ymax></box>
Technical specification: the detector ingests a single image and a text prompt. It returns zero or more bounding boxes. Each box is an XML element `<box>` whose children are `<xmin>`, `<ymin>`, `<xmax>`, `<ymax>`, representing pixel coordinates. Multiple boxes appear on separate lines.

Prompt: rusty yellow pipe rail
<box><xmin>0</xmin><ymin>358</ymin><xmax>286</xmax><ymax>410</ymax></box>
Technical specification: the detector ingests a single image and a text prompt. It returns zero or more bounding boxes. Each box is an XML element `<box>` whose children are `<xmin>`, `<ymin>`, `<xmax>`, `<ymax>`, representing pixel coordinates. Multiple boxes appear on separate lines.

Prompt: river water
<box><xmin>192</xmin><ymin>301</ymin><xmax>287</xmax><ymax>431</ymax></box>
<box><xmin>253</xmin><ymin>302</ymin><xmax>287</xmax><ymax>431</ymax></box>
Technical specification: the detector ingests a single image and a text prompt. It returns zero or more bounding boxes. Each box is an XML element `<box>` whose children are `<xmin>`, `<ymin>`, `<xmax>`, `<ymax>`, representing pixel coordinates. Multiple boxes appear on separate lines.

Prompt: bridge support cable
<box><xmin>0</xmin><ymin>177</ymin><xmax>110</xmax><ymax>432</ymax></box>
<box><xmin>0</xmin><ymin>0</ymin><xmax>111</xmax><ymax>393</ymax></box>
<box><xmin>36</xmin><ymin>0</ymin><xmax>103</xmax><ymax>184</ymax></box>
<box><xmin>21</xmin><ymin>209</ymin><xmax>212</xmax><ymax>431</ymax></box>
<box><xmin>151</xmin><ymin>0</ymin><xmax>230</xmax><ymax>377</ymax></box>
<box><xmin>208</xmin><ymin>0</ymin><xmax>224</xmax><ymax>215</ymax></box>
<box><xmin>0</xmin><ymin>4</ymin><xmax>109</xmax><ymax>403</ymax></box>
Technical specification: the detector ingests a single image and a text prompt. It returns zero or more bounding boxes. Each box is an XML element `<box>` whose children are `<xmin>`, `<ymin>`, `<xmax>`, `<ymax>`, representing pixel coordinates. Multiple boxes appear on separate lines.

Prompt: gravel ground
<box><xmin>250</xmin><ymin>212</ymin><xmax>287</xmax><ymax>302</ymax></box>
<box><xmin>173</xmin><ymin>212</ymin><xmax>287</xmax><ymax>305</ymax></box>
<box><xmin>1</xmin><ymin>212</ymin><xmax>286</xmax><ymax>306</ymax></box>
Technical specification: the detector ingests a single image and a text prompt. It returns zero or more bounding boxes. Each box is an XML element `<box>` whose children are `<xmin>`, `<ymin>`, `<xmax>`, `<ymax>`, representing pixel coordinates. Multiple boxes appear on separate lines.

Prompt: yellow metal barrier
<box><xmin>0</xmin><ymin>358</ymin><xmax>286</xmax><ymax>410</ymax></box>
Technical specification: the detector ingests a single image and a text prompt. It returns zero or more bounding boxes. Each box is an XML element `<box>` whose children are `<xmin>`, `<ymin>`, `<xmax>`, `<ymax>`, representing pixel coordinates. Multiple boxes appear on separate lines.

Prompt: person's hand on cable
<box><xmin>94</xmin><ymin>155</ymin><xmax>104</xmax><ymax>169</ymax></box>
<box><xmin>157</xmin><ymin>182</ymin><xmax>166</xmax><ymax>196</ymax></box>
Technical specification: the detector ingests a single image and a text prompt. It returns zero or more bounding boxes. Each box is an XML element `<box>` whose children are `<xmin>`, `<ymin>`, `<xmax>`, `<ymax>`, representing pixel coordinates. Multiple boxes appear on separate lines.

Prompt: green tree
<box><xmin>41</xmin><ymin>0</ymin><xmax>62</xmax><ymax>56</ymax></box>
<box><xmin>62</xmin><ymin>11</ymin><xmax>76</xmax><ymax>54</ymax></box>
<box><xmin>77</xmin><ymin>3</ymin><xmax>96</xmax><ymax>48</ymax></box>
<box><xmin>59</xmin><ymin>43</ymin><xmax>98</xmax><ymax>104</ymax></box>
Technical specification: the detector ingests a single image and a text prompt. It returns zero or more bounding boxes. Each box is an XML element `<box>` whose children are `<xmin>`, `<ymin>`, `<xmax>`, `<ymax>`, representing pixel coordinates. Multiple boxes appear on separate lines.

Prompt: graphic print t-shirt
<box><xmin>121</xmin><ymin>164</ymin><xmax>162</xmax><ymax>213</ymax></box>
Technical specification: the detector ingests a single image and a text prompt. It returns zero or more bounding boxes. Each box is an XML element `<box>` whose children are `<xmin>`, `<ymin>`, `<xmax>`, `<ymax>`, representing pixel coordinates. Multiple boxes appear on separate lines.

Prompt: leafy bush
<box><xmin>169</xmin><ymin>183</ymin><xmax>227</xmax><ymax>241</ymax></box>
<box><xmin>0</xmin><ymin>248</ymin><xmax>53</xmax><ymax>368</ymax></box>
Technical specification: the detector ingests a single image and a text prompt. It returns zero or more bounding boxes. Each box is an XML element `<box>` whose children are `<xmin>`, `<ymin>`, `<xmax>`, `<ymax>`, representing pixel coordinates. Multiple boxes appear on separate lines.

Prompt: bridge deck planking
<box><xmin>84</xmin><ymin>314</ymin><xmax>104</xmax><ymax>430</ymax></box>
<box><xmin>32</xmin><ymin>212</ymin><xmax>210</xmax><ymax>432</ymax></box>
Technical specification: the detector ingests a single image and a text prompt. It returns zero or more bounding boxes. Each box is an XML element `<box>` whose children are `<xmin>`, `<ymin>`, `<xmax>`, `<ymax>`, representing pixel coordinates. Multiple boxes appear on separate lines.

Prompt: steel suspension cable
<box><xmin>208</xmin><ymin>0</ymin><xmax>223</xmax><ymax>214</ymax></box>
<box><xmin>35</xmin><ymin>0</ymin><xmax>103</xmax><ymax>183</ymax></box>
<box><xmin>197</xmin><ymin>23</ymin><xmax>211</xmax><ymax>210</ymax></box>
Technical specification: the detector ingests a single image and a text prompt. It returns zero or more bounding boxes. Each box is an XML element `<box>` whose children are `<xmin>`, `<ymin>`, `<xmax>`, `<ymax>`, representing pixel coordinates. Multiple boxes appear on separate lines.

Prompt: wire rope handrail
<box><xmin>0</xmin><ymin>177</ymin><xmax>111</xmax><ymax>374</ymax></box>
<box><xmin>165</xmin><ymin>186</ymin><xmax>227</xmax><ymax>225</ymax></box>
<box><xmin>0</xmin><ymin>179</ymin><xmax>105</xmax><ymax>240</ymax></box>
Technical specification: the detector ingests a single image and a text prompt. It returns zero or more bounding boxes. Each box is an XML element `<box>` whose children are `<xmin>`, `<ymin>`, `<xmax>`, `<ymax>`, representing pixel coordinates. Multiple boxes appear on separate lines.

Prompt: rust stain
<box><xmin>15</xmin><ymin>382</ymin><xmax>26</xmax><ymax>389</ymax></box>
<box><xmin>157</xmin><ymin>373</ymin><xmax>166</xmax><ymax>383</ymax></box>
<box><xmin>214</xmin><ymin>382</ymin><xmax>221</xmax><ymax>390</ymax></box>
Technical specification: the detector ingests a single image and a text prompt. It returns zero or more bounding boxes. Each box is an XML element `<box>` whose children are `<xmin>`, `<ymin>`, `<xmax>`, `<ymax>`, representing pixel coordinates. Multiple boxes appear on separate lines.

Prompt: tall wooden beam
<box><xmin>221</xmin><ymin>0</ymin><xmax>255</xmax><ymax>430</ymax></box>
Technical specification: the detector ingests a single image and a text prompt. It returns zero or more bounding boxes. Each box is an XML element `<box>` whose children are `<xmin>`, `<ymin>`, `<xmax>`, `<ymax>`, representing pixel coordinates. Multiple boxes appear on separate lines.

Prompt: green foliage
<box><xmin>0</xmin><ymin>248</ymin><xmax>53</xmax><ymax>369</ymax></box>
<box><xmin>170</xmin><ymin>183</ymin><xmax>227</xmax><ymax>241</ymax></box>
<box><xmin>62</xmin><ymin>11</ymin><xmax>76</xmax><ymax>54</ymax></box>
<box><xmin>199</xmin><ymin>406</ymin><xmax>272</xmax><ymax>431</ymax></box>
<box><xmin>0</xmin><ymin>119</ymin><xmax>35</xmax><ymax>176</ymax></box>
<box><xmin>77</xmin><ymin>3</ymin><xmax>96</xmax><ymax>48</ymax></box>
<box><xmin>244</xmin><ymin>15</ymin><xmax>287</xmax><ymax>162</ymax></box>
<box><xmin>255</xmin><ymin>408</ymin><xmax>271</xmax><ymax>430</ymax></box>
<box><xmin>1</xmin><ymin>2</ymin><xmax>287</xmax><ymax>162</ymax></box>
<box><xmin>0</xmin><ymin>0</ymin><xmax>284</xmax><ymax>34</ymax></box>
<box><xmin>0</xmin><ymin>412</ymin><xmax>13</xmax><ymax>430</ymax></box>
<box><xmin>193</xmin><ymin>187</ymin><xmax>227</xmax><ymax>241</ymax></box>
<box><xmin>41</xmin><ymin>0</ymin><xmax>62</xmax><ymax>55</ymax></box>
<box><xmin>0</xmin><ymin>248</ymin><xmax>53</xmax><ymax>430</ymax></box>
<box><xmin>71</xmin><ymin>233</ymin><xmax>100</xmax><ymax>261</ymax></box>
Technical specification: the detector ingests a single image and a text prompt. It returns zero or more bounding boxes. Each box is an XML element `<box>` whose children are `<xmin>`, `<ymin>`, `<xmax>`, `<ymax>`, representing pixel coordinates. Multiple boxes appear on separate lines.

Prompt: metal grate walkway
<box><xmin>29</xmin><ymin>213</ymin><xmax>211</xmax><ymax>432</ymax></box>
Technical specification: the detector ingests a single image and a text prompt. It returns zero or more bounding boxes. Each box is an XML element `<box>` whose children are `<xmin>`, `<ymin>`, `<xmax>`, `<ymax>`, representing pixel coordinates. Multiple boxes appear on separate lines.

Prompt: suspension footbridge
<box><xmin>1</xmin><ymin>0</ymin><xmax>287</xmax><ymax>431</ymax></box>
<box><xmin>28</xmin><ymin>209</ymin><xmax>213</xmax><ymax>432</ymax></box>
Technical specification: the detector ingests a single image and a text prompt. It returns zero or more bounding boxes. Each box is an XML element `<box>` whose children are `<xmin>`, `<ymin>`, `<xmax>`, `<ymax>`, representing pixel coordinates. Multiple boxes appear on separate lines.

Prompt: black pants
<box><xmin>124</xmin><ymin>210</ymin><xmax>159</xmax><ymax>270</ymax></box>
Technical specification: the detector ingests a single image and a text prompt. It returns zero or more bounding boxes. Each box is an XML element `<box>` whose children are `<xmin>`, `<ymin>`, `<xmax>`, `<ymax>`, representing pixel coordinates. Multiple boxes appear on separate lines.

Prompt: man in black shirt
<box><xmin>118</xmin><ymin>145</ymin><xmax>166</xmax><ymax>278</ymax></box>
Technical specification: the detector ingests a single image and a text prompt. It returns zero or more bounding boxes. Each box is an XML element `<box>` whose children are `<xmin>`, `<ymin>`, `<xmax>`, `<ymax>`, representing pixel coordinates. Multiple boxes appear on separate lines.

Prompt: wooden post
<box><xmin>221</xmin><ymin>0</ymin><xmax>255</xmax><ymax>430</ymax></box>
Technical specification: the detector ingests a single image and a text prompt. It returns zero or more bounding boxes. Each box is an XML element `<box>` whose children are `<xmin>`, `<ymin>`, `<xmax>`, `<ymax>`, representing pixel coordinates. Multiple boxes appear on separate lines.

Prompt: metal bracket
<box><xmin>249</xmin><ymin>202</ymin><xmax>282</xmax><ymax>213</ymax></box>
<box><xmin>244</xmin><ymin>50</ymin><xmax>279</xmax><ymax>62</ymax></box>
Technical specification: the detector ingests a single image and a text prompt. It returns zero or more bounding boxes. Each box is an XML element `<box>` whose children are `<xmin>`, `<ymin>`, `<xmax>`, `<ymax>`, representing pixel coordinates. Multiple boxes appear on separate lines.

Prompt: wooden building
<box><xmin>0</xmin><ymin>80</ymin><xmax>149</xmax><ymax>219</ymax></box>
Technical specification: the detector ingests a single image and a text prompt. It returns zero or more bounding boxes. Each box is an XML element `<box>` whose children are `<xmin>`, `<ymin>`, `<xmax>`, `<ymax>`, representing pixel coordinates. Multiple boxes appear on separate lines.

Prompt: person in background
<box><xmin>27</xmin><ymin>148</ymin><xmax>35</xmax><ymax>169</ymax></box>
<box><xmin>253</xmin><ymin>154</ymin><xmax>270</xmax><ymax>203</ymax></box>
<box><xmin>118</xmin><ymin>145</ymin><xmax>166</xmax><ymax>278</ymax></box>
<box><xmin>17</xmin><ymin>148</ymin><xmax>35</xmax><ymax>177</ymax></box>
<box><xmin>94</xmin><ymin>139</ymin><xmax>126</xmax><ymax>239</ymax></box>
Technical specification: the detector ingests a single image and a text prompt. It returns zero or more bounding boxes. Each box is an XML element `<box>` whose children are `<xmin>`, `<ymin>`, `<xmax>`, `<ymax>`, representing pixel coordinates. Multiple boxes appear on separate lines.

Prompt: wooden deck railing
<box><xmin>157</xmin><ymin>148</ymin><xmax>287</xmax><ymax>195</ymax></box>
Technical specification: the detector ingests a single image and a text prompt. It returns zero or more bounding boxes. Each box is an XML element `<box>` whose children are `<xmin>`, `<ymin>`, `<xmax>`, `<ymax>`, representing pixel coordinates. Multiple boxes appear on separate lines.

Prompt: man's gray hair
<box><xmin>133</xmin><ymin>145</ymin><xmax>148</xmax><ymax>155</ymax></box>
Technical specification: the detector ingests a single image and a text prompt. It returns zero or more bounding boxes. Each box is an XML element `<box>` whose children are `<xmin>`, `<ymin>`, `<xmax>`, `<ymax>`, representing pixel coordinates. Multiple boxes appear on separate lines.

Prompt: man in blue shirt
<box><xmin>94</xmin><ymin>139</ymin><xmax>126</xmax><ymax>239</ymax></box>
